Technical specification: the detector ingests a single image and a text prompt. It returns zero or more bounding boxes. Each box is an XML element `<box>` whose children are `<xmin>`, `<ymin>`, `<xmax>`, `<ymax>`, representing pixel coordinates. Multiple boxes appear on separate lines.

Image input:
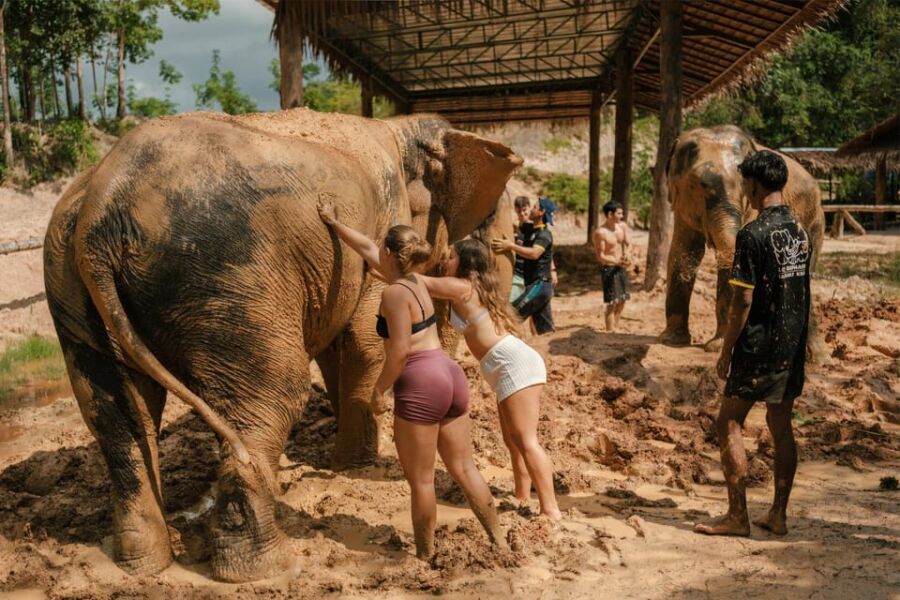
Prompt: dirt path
<box><xmin>1</xmin><ymin>188</ymin><xmax>898</xmax><ymax>599</ymax></box>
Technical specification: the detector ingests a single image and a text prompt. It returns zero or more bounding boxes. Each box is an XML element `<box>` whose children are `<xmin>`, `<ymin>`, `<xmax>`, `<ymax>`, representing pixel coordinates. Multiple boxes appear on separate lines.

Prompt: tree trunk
<box><xmin>37</xmin><ymin>70</ymin><xmax>47</xmax><ymax>121</ymax></box>
<box><xmin>76</xmin><ymin>56</ymin><xmax>87</xmax><ymax>121</ymax></box>
<box><xmin>90</xmin><ymin>44</ymin><xmax>99</xmax><ymax>119</ymax></box>
<box><xmin>49</xmin><ymin>58</ymin><xmax>61</xmax><ymax>119</ymax></box>
<box><xmin>361</xmin><ymin>76</ymin><xmax>373</xmax><ymax>118</ymax></box>
<box><xmin>23</xmin><ymin>66</ymin><xmax>36</xmax><ymax>122</ymax></box>
<box><xmin>612</xmin><ymin>45</ymin><xmax>634</xmax><ymax>218</ymax></box>
<box><xmin>874</xmin><ymin>156</ymin><xmax>887</xmax><ymax>230</ymax></box>
<box><xmin>0</xmin><ymin>6</ymin><xmax>12</xmax><ymax>164</ymax></box>
<box><xmin>116</xmin><ymin>29</ymin><xmax>127</xmax><ymax>119</ymax></box>
<box><xmin>278</xmin><ymin>29</ymin><xmax>303</xmax><ymax>109</ymax></box>
<box><xmin>63</xmin><ymin>60</ymin><xmax>75</xmax><ymax>117</ymax></box>
<box><xmin>100</xmin><ymin>34</ymin><xmax>112</xmax><ymax>121</ymax></box>
<box><xmin>644</xmin><ymin>0</ymin><xmax>682</xmax><ymax>291</ymax></box>
<box><xmin>587</xmin><ymin>89</ymin><xmax>603</xmax><ymax>241</ymax></box>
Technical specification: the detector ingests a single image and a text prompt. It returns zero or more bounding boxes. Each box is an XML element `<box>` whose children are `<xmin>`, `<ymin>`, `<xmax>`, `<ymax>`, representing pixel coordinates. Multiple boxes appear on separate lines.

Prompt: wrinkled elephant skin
<box><xmin>43</xmin><ymin>109</ymin><xmax>521</xmax><ymax>582</ymax></box>
<box><xmin>660</xmin><ymin>125</ymin><xmax>825</xmax><ymax>356</ymax></box>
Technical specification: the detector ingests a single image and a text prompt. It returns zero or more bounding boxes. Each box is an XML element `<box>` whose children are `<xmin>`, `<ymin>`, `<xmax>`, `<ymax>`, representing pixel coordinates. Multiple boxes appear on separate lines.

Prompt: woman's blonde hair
<box><xmin>385</xmin><ymin>225</ymin><xmax>432</xmax><ymax>275</ymax></box>
<box><xmin>453</xmin><ymin>238</ymin><xmax>520</xmax><ymax>336</ymax></box>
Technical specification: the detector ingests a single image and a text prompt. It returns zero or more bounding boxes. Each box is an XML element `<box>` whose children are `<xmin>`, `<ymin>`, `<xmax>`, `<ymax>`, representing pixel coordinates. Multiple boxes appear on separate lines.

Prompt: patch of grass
<box><xmin>543</xmin><ymin>136</ymin><xmax>573</xmax><ymax>154</ymax></box>
<box><xmin>0</xmin><ymin>336</ymin><xmax>66</xmax><ymax>400</ymax></box>
<box><xmin>815</xmin><ymin>252</ymin><xmax>900</xmax><ymax>288</ymax></box>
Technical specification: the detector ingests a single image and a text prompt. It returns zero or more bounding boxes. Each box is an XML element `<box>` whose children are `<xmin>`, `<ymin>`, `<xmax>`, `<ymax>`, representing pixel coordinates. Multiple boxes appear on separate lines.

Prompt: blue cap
<box><xmin>538</xmin><ymin>197</ymin><xmax>557</xmax><ymax>225</ymax></box>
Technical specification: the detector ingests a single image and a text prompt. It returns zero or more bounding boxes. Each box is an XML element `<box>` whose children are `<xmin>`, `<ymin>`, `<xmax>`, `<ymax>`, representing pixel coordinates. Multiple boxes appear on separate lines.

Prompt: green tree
<box><xmin>128</xmin><ymin>58</ymin><xmax>181</xmax><ymax>117</ymax></box>
<box><xmin>193</xmin><ymin>49</ymin><xmax>257</xmax><ymax>115</ymax></box>
<box><xmin>687</xmin><ymin>0</ymin><xmax>899</xmax><ymax>146</ymax></box>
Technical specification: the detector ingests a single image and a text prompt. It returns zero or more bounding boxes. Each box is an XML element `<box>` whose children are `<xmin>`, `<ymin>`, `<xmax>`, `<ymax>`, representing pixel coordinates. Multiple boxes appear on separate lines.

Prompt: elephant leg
<box><xmin>59</xmin><ymin>334</ymin><xmax>171</xmax><ymax>575</ymax></box>
<box><xmin>661</xmin><ymin>219</ymin><xmax>706</xmax><ymax>346</ymax></box>
<box><xmin>315</xmin><ymin>343</ymin><xmax>341</xmax><ymax>418</ymax></box>
<box><xmin>331</xmin><ymin>287</ymin><xmax>384</xmax><ymax>470</ymax></box>
<box><xmin>209</xmin><ymin>355</ymin><xmax>309</xmax><ymax>582</ymax></box>
<box><xmin>704</xmin><ymin>205</ymin><xmax>742</xmax><ymax>352</ymax></box>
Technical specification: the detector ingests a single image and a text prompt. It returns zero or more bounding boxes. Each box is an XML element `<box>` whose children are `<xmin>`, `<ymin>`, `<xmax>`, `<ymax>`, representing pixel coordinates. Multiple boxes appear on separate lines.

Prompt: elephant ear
<box><xmin>436</xmin><ymin>130</ymin><xmax>523</xmax><ymax>242</ymax></box>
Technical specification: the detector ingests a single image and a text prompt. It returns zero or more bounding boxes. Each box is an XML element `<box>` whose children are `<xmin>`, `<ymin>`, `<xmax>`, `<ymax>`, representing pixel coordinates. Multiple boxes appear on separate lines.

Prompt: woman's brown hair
<box><xmin>453</xmin><ymin>238</ymin><xmax>520</xmax><ymax>336</ymax></box>
<box><xmin>385</xmin><ymin>225</ymin><xmax>432</xmax><ymax>275</ymax></box>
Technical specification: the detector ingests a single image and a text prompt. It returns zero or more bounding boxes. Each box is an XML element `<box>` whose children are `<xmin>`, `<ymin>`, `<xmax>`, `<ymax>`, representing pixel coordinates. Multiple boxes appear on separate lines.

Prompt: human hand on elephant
<box><xmin>317</xmin><ymin>197</ymin><xmax>338</xmax><ymax>226</ymax></box>
<box><xmin>491</xmin><ymin>237</ymin><xmax>513</xmax><ymax>253</ymax></box>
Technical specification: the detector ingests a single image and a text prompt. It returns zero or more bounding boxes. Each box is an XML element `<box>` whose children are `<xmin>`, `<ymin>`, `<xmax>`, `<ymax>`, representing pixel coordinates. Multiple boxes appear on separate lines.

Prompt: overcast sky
<box><xmin>122</xmin><ymin>0</ymin><xmax>280</xmax><ymax>113</ymax></box>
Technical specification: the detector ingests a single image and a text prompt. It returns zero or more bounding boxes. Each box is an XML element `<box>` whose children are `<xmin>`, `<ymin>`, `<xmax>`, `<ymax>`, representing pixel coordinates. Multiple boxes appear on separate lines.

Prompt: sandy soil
<box><xmin>1</xmin><ymin>186</ymin><xmax>898</xmax><ymax>599</ymax></box>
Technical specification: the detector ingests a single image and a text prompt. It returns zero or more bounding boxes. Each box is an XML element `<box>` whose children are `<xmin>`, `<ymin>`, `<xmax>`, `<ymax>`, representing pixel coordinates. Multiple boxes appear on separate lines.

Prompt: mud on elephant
<box><xmin>43</xmin><ymin>109</ymin><xmax>521</xmax><ymax>581</ymax></box>
<box><xmin>659</xmin><ymin>125</ymin><xmax>825</xmax><ymax>356</ymax></box>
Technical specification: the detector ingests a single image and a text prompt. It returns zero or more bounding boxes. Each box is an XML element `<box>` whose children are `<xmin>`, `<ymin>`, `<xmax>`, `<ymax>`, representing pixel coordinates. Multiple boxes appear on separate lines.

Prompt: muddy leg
<box><xmin>498</xmin><ymin>406</ymin><xmax>531</xmax><ymax>500</ymax></box>
<box><xmin>438</xmin><ymin>414</ymin><xmax>506</xmax><ymax>549</ymax></box>
<box><xmin>210</xmin><ymin>358</ymin><xmax>309</xmax><ymax>582</ymax></box>
<box><xmin>604</xmin><ymin>303</ymin><xmax>616</xmax><ymax>332</ymax></box>
<box><xmin>332</xmin><ymin>286</ymin><xmax>383</xmax><ymax>470</ymax></box>
<box><xmin>60</xmin><ymin>338</ymin><xmax>171</xmax><ymax>575</ymax></box>
<box><xmin>661</xmin><ymin>220</ymin><xmax>705</xmax><ymax>346</ymax></box>
<box><xmin>315</xmin><ymin>343</ymin><xmax>341</xmax><ymax>418</ymax></box>
<box><xmin>695</xmin><ymin>396</ymin><xmax>753</xmax><ymax>536</ymax></box>
<box><xmin>393</xmin><ymin>416</ymin><xmax>439</xmax><ymax>559</ymax></box>
<box><xmin>703</xmin><ymin>268</ymin><xmax>732</xmax><ymax>352</ymax></box>
<box><xmin>754</xmin><ymin>397</ymin><xmax>796</xmax><ymax>535</ymax></box>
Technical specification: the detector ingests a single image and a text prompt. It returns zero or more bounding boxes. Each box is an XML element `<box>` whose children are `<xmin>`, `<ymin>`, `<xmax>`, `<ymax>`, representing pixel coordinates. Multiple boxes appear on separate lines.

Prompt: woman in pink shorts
<box><xmin>318</xmin><ymin>201</ymin><xmax>504</xmax><ymax>560</ymax></box>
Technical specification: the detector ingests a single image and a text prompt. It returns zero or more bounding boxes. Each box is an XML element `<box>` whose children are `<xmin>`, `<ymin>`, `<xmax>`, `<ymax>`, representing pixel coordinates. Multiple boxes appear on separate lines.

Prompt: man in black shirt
<box><xmin>695</xmin><ymin>150</ymin><xmax>811</xmax><ymax>538</ymax></box>
<box><xmin>494</xmin><ymin>197</ymin><xmax>556</xmax><ymax>334</ymax></box>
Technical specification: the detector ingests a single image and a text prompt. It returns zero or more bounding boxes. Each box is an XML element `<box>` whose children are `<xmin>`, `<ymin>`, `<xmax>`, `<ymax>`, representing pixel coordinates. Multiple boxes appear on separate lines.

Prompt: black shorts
<box><xmin>600</xmin><ymin>265</ymin><xmax>630</xmax><ymax>304</ymax></box>
<box><xmin>725</xmin><ymin>363</ymin><xmax>804</xmax><ymax>404</ymax></box>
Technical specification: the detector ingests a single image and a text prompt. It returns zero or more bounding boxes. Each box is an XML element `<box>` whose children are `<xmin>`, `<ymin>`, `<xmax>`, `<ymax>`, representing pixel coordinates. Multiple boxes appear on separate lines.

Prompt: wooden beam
<box><xmin>278</xmin><ymin>31</ymin><xmax>304</xmax><ymax>110</ymax></box>
<box><xmin>612</xmin><ymin>44</ymin><xmax>634</xmax><ymax>216</ymax></box>
<box><xmin>588</xmin><ymin>88</ymin><xmax>603</xmax><ymax>243</ymax></box>
<box><xmin>821</xmin><ymin>205</ymin><xmax>897</xmax><ymax>212</ymax></box>
<box><xmin>841</xmin><ymin>209</ymin><xmax>866</xmax><ymax>236</ymax></box>
<box><xmin>361</xmin><ymin>75</ymin><xmax>374</xmax><ymax>118</ymax></box>
<box><xmin>645</xmin><ymin>0</ymin><xmax>682</xmax><ymax>291</ymax></box>
<box><xmin>830</xmin><ymin>211</ymin><xmax>844</xmax><ymax>239</ymax></box>
<box><xmin>875</xmin><ymin>155</ymin><xmax>887</xmax><ymax>229</ymax></box>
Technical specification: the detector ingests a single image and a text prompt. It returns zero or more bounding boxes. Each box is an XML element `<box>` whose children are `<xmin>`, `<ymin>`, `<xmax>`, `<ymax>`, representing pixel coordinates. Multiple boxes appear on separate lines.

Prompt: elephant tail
<box><xmin>75</xmin><ymin>250</ymin><xmax>251</xmax><ymax>465</ymax></box>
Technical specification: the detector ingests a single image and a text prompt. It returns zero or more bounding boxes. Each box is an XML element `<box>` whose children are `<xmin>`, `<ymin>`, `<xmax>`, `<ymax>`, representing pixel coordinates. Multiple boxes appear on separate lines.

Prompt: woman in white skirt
<box><xmin>426</xmin><ymin>238</ymin><xmax>560</xmax><ymax>519</ymax></box>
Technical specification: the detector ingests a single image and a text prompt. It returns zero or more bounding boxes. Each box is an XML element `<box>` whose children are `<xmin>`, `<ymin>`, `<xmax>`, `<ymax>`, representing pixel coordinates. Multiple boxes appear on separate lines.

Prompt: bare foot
<box><xmin>540</xmin><ymin>508</ymin><xmax>563</xmax><ymax>521</ymax></box>
<box><xmin>753</xmin><ymin>511</ymin><xmax>788</xmax><ymax>536</ymax></box>
<box><xmin>694</xmin><ymin>514</ymin><xmax>750</xmax><ymax>537</ymax></box>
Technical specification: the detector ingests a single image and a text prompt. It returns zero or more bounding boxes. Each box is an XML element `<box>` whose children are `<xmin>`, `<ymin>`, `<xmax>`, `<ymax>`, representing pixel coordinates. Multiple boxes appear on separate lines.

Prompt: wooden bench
<box><xmin>823</xmin><ymin>205</ymin><xmax>897</xmax><ymax>238</ymax></box>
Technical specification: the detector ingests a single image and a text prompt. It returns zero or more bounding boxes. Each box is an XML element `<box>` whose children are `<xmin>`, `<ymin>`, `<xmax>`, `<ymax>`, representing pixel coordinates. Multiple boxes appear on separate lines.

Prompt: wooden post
<box><xmin>874</xmin><ymin>155</ymin><xmax>887</xmax><ymax>230</ymax></box>
<box><xmin>361</xmin><ymin>75</ymin><xmax>374</xmax><ymax>118</ymax></box>
<box><xmin>612</xmin><ymin>45</ymin><xmax>634</xmax><ymax>217</ymax></box>
<box><xmin>644</xmin><ymin>0</ymin><xmax>682</xmax><ymax>291</ymax></box>
<box><xmin>588</xmin><ymin>88</ymin><xmax>602</xmax><ymax>242</ymax></box>
<box><xmin>278</xmin><ymin>30</ymin><xmax>304</xmax><ymax>109</ymax></box>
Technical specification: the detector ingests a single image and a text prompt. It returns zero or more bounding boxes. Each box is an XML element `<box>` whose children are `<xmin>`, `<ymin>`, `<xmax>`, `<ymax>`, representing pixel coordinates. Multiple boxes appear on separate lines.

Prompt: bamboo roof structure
<box><xmin>261</xmin><ymin>0</ymin><xmax>845</xmax><ymax>126</ymax></box>
<box><xmin>836</xmin><ymin>114</ymin><xmax>900</xmax><ymax>165</ymax></box>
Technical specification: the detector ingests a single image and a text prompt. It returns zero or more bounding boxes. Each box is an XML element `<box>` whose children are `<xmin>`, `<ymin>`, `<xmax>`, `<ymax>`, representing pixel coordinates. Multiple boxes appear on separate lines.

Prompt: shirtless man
<box><xmin>592</xmin><ymin>201</ymin><xmax>631</xmax><ymax>331</ymax></box>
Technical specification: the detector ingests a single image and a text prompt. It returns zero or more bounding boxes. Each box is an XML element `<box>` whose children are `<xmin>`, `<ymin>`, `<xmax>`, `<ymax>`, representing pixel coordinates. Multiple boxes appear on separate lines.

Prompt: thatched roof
<box><xmin>836</xmin><ymin>114</ymin><xmax>900</xmax><ymax>164</ymax></box>
<box><xmin>261</xmin><ymin>0</ymin><xmax>846</xmax><ymax>126</ymax></box>
<box><xmin>779</xmin><ymin>148</ymin><xmax>852</xmax><ymax>173</ymax></box>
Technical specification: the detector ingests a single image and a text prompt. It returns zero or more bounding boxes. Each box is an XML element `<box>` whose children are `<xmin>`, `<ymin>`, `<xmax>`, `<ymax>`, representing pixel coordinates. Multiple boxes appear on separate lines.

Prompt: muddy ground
<box><xmin>1</xmin><ymin>183</ymin><xmax>899</xmax><ymax>599</ymax></box>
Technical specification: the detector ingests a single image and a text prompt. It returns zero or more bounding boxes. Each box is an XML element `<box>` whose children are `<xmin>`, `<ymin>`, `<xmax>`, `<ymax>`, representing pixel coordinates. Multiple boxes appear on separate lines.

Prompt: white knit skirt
<box><xmin>479</xmin><ymin>335</ymin><xmax>547</xmax><ymax>402</ymax></box>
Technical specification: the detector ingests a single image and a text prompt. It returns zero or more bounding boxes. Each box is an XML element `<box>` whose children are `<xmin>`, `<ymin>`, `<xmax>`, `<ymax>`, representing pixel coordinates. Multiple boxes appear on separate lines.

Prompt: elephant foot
<box><xmin>115</xmin><ymin>525</ymin><xmax>174</xmax><ymax>576</ymax></box>
<box><xmin>331</xmin><ymin>445</ymin><xmax>378</xmax><ymax>471</ymax></box>
<box><xmin>659</xmin><ymin>328</ymin><xmax>692</xmax><ymax>347</ymax></box>
<box><xmin>211</xmin><ymin>531</ymin><xmax>291</xmax><ymax>582</ymax></box>
<box><xmin>703</xmin><ymin>337</ymin><xmax>724</xmax><ymax>353</ymax></box>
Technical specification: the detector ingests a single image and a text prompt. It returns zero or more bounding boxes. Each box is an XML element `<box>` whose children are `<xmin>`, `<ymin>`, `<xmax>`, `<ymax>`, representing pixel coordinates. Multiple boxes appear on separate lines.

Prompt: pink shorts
<box><xmin>393</xmin><ymin>349</ymin><xmax>469</xmax><ymax>423</ymax></box>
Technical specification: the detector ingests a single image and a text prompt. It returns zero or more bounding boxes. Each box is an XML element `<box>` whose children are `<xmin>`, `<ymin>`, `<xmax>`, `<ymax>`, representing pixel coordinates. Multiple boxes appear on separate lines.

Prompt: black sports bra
<box><xmin>376</xmin><ymin>280</ymin><xmax>437</xmax><ymax>339</ymax></box>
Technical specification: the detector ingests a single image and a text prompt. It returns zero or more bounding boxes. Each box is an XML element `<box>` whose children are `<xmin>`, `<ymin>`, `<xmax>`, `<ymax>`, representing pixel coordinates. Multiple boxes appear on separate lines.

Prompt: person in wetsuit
<box><xmin>318</xmin><ymin>200</ymin><xmax>505</xmax><ymax>559</ymax></box>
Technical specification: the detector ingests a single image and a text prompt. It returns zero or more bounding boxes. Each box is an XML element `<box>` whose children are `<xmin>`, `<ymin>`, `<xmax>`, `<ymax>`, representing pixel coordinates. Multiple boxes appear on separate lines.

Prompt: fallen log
<box><xmin>0</xmin><ymin>237</ymin><xmax>43</xmax><ymax>255</ymax></box>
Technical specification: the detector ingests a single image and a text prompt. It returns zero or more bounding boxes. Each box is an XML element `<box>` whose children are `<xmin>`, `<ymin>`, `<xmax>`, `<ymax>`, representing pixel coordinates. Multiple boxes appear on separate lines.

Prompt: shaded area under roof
<box><xmin>261</xmin><ymin>0</ymin><xmax>845</xmax><ymax>126</ymax></box>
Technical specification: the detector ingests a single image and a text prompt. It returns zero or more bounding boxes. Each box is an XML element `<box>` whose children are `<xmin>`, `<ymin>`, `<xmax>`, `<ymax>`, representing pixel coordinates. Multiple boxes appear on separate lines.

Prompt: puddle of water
<box><xmin>1</xmin><ymin>377</ymin><xmax>72</xmax><ymax>412</ymax></box>
<box><xmin>0</xmin><ymin>377</ymin><xmax>73</xmax><ymax>447</ymax></box>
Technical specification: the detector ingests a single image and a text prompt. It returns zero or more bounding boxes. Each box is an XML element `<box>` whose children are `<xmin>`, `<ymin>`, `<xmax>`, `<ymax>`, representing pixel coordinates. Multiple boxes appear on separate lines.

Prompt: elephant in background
<box><xmin>659</xmin><ymin>125</ymin><xmax>825</xmax><ymax>353</ymax></box>
<box><xmin>43</xmin><ymin>109</ymin><xmax>521</xmax><ymax>582</ymax></box>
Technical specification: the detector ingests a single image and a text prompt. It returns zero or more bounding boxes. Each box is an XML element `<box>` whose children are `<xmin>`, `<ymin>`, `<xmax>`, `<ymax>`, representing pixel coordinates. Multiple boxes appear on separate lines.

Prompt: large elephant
<box><xmin>42</xmin><ymin>109</ymin><xmax>521</xmax><ymax>582</ymax></box>
<box><xmin>659</xmin><ymin>125</ymin><xmax>825</xmax><ymax>351</ymax></box>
